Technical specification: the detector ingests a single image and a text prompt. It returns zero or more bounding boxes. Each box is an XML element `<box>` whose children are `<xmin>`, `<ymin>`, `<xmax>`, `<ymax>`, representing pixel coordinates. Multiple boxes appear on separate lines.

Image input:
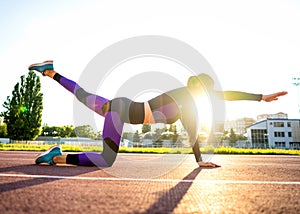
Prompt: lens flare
<box><xmin>194</xmin><ymin>93</ymin><xmax>213</xmax><ymax>134</ymax></box>
<box><xmin>20</xmin><ymin>105</ymin><xmax>28</xmax><ymax>113</ymax></box>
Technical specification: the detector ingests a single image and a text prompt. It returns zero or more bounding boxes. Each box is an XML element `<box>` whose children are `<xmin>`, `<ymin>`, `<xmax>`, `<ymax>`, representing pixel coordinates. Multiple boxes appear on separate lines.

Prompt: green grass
<box><xmin>0</xmin><ymin>143</ymin><xmax>102</xmax><ymax>152</ymax></box>
<box><xmin>0</xmin><ymin>143</ymin><xmax>299</xmax><ymax>155</ymax></box>
<box><xmin>214</xmin><ymin>147</ymin><xmax>300</xmax><ymax>155</ymax></box>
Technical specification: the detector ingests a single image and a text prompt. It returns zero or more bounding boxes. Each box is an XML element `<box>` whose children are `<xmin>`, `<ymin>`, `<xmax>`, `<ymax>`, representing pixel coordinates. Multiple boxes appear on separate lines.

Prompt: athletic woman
<box><xmin>30</xmin><ymin>61</ymin><xmax>287</xmax><ymax>168</ymax></box>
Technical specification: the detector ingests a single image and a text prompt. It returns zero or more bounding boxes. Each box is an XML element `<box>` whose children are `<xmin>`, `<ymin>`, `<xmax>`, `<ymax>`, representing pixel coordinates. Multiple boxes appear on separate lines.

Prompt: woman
<box><xmin>30</xmin><ymin>60</ymin><xmax>287</xmax><ymax>168</ymax></box>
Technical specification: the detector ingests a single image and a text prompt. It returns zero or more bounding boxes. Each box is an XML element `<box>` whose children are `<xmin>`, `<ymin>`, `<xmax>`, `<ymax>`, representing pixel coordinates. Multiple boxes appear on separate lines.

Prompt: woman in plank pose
<box><xmin>30</xmin><ymin>60</ymin><xmax>287</xmax><ymax>168</ymax></box>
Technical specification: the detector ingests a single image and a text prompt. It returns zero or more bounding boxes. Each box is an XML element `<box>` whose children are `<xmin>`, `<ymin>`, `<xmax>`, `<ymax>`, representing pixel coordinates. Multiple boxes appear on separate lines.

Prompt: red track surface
<box><xmin>0</xmin><ymin>151</ymin><xmax>300</xmax><ymax>213</ymax></box>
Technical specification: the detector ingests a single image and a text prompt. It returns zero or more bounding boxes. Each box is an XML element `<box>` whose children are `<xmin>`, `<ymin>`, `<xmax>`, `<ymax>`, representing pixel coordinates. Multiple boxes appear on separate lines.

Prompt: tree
<box><xmin>219</xmin><ymin>130</ymin><xmax>229</xmax><ymax>147</ymax></box>
<box><xmin>229</xmin><ymin>128</ymin><xmax>237</xmax><ymax>147</ymax></box>
<box><xmin>41</xmin><ymin>125</ymin><xmax>76</xmax><ymax>138</ymax></box>
<box><xmin>73</xmin><ymin>125</ymin><xmax>96</xmax><ymax>139</ymax></box>
<box><xmin>133</xmin><ymin>130</ymin><xmax>140</xmax><ymax>142</ymax></box>
<box><xmin>95</xmin><ymin>131</ymin><xmax>102</xmax><ymax>140</ymax></box>
<box><xmin>1</xmin><ymin>71</ymin><xmax>43</xmax><ymax>140</ymax></box>
<box><xmin>141</xmin><ymin>124</ymin><xmax>151</xmax><ymax>134</ymax></box>
<box><xmin>152</xmin><ymin>128</ymin><xmax>164</xmax><ymax>147</ymax></box>
<box><xmin>169</xmin><ymin>124</ymin><xmax>179</xmax><ymax>144</ymax></box>
<box><xmin>62</xmin><ymin>125</ymin><xmax>76</xmax><ymax>138</ymax></box>
<box><xmin>0</xmin><ymin>124</ymin><xmax>7</xmax><ymax>138</ymax></box>
<box><xmin>41</xmin><ymin>125</ymin><xmax>61</xmax><ymax>137</ymax></box>
<box><xmin>237</xmin><ymin>134</ymin><xmax>247</xmax><ymax>141</ymax></box>
<box><xmin>122</xmin><ymin>132</ymin><xmax>134</xmax><ymax>141</ymax></box>
<box><xmin>153</xmin><ymin>128</ymin><xmax>164</xmax><ymax>141</ymax></box>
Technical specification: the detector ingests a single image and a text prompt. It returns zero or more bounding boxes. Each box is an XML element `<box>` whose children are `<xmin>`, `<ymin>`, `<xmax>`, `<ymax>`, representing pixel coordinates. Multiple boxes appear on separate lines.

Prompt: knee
<box><xmin>105</xmin><ymin>158</ymin><xmax>116</xmax><ymax>167</ymax></box>
<box><xmin>102</xmin><ymin>137</ymin><xmax>119</xmax><ymax>166</ymax></box>
<box><xmin>102</xmin><ymin>153</ymin><xmax>117</xmax><ymax>167</ymax></box>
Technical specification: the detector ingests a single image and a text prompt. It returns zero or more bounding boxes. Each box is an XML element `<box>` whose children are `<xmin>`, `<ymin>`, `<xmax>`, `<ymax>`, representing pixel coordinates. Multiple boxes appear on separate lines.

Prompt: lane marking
<box><xmin>0</xmin><ymin>173</ymin><xmax>299</xmax><ymax>185</ymax></box>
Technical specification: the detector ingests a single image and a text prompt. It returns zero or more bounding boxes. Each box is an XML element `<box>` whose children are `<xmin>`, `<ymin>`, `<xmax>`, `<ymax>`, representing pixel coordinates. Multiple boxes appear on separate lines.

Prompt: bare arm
<box><xmin>193</xmin><ymin>90</ymin><xmax>287</xmax><ymax>168</ymax></box>
<box><xmin>214</xmin><ymin>91</ymin><xmax>287</xmax><ymax>102</ymax></box>
<box><xmin>193</xmin><ymin>139</ymin><xmax>220</xmax><ymax>168</ymax></box>
<box><xmin>192</xmin><ymin>139</ymin><xmax>202</xmax><ymax>162</ymax></box>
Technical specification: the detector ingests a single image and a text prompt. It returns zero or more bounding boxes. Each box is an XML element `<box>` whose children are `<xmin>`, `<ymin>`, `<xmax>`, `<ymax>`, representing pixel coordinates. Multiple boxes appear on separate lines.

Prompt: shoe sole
<box><xmin>28</xmin><ymin>60</ymin><xmax>53</xmax><ymax>70</ymax></box>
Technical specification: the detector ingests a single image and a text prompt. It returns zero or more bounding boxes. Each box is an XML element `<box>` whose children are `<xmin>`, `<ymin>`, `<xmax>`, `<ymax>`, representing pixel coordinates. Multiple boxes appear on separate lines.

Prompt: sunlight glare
<box><xmin>194</xmin><ymin>93</ymin><xmax>213</xmax><ymax>134</ymax></box>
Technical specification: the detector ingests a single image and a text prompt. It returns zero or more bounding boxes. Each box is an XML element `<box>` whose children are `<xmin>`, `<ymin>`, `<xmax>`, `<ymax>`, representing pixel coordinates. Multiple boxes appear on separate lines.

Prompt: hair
<box><xmin>187</xmin><ymin>73</ymin><xmax>214</xmax><ymax>91</ymax></box>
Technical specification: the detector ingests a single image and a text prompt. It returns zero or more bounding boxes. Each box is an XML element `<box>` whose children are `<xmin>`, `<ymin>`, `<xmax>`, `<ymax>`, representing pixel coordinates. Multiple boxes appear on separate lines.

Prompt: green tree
<box><xmin>73</xmin><ymin>125</ymin><xmax>96</xmax><ymax>139</ymax></box>
<box><xmin>41</xmin><ymin>125</ymin><xmax>75</xmax><ymax>138</ymax></box>
<box><xmin>122</xmin><ymin>132</ymin><xmax>134</xmax><ymax>141</ymax></box>
<box><xmin>0</xmin><ymin>124</ymin><xmax>7</xmax><ymax>137</ymax></box>
<box><xmin>133</xmin><ymin>130</ymin><xmax>140</xmax><ymax>142</ymax></box>
<box><xmin>141</xmin><ymin>124</ymin><xmax>151</xmax><ymax>134</ymax></box>
<box><xmin>219</xmin><ymin>130</ymin><xmax>229</xmax><ymax>147</ymax></box>
<box><xmin>237</xmin><ymin>134</ymin><xmax>247</xmax><ymax>141</ymax></box>
<box><xmin>153</xmin><ymin>128</ymin><xmax>164</xmax><ymax>140</ymax></box>
<box><xmin>1</xmin><ymin>71</ymin><xmax>43</xmax><ymax>140</ymax></box>
<box><xmin>41</xmin><ymin>125</ymin><xmax>61</xmax><ymax>137</ymax></box>
<box><xmin>229</xmin><ymin>128</ymin><xmax>237</xmax><ymax>147</ymax></box>
<box><xmin>169</xmin><ymin>124</ymin><xmax>179</xmax><ymax>145</ymax></box>
<box><xmin>152</xmin><ymin>128</ymin><xmax>164</xmax><ymax>147</ymax></box>
<box><xmin>62</xmin><ymin>125</ymin><xmax>76</xmax><ymax>138</ymax></box>
<box><xmin>95</xmin><ymin>131</ymin><xmax>102</xmax><ymax>140</ymax></box>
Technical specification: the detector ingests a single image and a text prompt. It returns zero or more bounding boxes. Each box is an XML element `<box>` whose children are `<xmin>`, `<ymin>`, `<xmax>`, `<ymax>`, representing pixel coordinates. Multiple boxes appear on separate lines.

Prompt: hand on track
<box><xmin>198</xmin><ymin>161</ymin><xmax>221</xmax><ymax>168</ymax></box>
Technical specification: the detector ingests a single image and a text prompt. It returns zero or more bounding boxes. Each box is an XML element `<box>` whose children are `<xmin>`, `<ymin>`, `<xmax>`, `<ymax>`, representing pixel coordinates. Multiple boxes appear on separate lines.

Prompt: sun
<box><xmin>194</xmin><ymin>93</ymin><xmax>213</xmax><ymax>134</ymax></box>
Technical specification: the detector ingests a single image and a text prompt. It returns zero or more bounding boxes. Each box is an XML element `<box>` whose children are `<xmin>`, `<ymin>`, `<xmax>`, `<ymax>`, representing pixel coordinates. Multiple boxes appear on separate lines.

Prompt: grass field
<box><xmin>0</xmin><ymin>143</ymin><xmax>299</xmax><ymax>155</ymax></box>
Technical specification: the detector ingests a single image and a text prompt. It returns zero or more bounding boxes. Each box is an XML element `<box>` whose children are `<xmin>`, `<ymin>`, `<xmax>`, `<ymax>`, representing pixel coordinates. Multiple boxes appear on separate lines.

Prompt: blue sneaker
<box><xmin>28</xmin><ymin>60</ymin><xmax>54</xmax><ymax>75</ymax></box>
<box><xmin>35</xmin><ymin>145</ymin><xmax>62</xmax><ymax>165</ymax></box>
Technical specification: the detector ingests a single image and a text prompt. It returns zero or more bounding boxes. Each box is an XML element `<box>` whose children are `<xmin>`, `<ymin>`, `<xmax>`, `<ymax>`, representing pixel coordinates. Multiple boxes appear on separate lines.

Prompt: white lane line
<box><xmin>0</xmin><ymin>173</ymin><xmax>299</xmax><ymax>185</ymax></box>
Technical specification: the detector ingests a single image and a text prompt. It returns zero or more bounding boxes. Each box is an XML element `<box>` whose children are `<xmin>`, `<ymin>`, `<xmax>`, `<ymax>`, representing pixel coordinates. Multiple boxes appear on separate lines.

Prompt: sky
<box><xmin>0</xmin><ymin>0</ymin><xmax>300</xmax><ymax>132</ymax></box>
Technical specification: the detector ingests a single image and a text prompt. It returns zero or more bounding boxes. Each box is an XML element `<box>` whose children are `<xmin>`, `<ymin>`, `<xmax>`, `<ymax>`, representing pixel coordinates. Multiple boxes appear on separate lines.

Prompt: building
<box><xmin>247</xmin><ymin>119</ymin><xmax>300</xmax><ymax>149</ymax></box>
<box><xmin>257</xmin><ymin>112</ymin><xmax>288</xmax><ymax>121</ymax></box>
<box><xmin>224</xmin><ymin>118</ymin><xmax>255</xmax><ymax>134</ymax></box>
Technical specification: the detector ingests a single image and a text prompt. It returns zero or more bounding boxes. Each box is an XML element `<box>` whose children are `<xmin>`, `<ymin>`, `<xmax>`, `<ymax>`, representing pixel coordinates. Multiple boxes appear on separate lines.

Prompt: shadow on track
<box><xmin>0</xmin><ymin>164</ymin><xmax>102</xmax><ymax>193</ymax></box>
<box><xmin>145</xmin><ymin>167</ymin><xmax>202</xmax><ymax>213</ymax></box>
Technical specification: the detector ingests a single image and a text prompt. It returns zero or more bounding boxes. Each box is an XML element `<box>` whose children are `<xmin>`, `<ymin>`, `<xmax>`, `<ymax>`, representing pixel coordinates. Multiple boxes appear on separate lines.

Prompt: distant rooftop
<box><xmin>257</xmin><ymin>112</ymin><xmax>288</xmax><ymax>121</ymax></box>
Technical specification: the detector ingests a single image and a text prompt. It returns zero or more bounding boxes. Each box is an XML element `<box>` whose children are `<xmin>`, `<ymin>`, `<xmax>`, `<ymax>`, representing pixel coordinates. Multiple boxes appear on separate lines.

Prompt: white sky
<box><xmin>1</xmin><ymin>0</ymin><xmax>300</xmax><ymax>131</ymax></box>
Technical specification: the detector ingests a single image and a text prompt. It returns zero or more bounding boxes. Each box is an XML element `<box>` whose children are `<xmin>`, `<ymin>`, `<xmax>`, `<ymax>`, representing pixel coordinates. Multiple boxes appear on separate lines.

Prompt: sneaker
<box><xmin>35</xmin><ymin>145</ymin><xmax>62</xmax><ymax>165</ymax></box>
<box><xmin>28</xmin><ymin>60</ymin><xmax>54</xmax><ymax>75</ymax></box>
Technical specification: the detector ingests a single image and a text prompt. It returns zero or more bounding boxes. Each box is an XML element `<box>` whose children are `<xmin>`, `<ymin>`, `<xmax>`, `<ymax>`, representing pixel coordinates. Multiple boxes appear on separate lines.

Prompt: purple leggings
<box><xmin>54</xmin><ymin>73</ymin><xmax>179</xmax><ymax>167</ymax></box>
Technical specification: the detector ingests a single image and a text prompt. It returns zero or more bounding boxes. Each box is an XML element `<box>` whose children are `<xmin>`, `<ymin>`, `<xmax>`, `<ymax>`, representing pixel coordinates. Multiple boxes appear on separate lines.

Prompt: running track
<box><xmin>0</xmin><ymin>151</ymin><xmax>299</xmax><ymax>213</ymax></box>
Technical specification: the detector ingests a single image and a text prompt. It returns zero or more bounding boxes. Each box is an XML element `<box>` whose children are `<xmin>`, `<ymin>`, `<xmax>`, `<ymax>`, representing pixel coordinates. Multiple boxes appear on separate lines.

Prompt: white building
<box><xmin>225</xmin><ymin>117</ymin><xmax>255</xmax><ymax>134</ymax></box>
<box><xmin>247</xmin><ymin>119</ymin><xmax>300</xmax><ymax>149</ymax></box>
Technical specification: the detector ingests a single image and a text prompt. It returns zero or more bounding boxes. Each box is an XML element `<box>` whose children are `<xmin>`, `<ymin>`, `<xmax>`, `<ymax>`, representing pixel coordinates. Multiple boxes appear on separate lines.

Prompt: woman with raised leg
<box><xmin>31</xmin><ymin>61</ymin><xmax>287</xmax><ymax>168</ymax></box>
